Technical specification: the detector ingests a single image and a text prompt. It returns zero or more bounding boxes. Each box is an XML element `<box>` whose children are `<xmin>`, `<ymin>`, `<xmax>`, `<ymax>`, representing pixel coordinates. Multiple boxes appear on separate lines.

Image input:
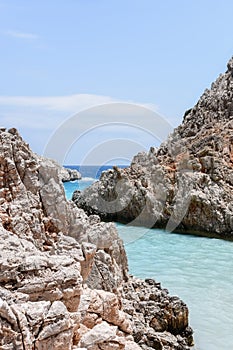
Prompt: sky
<box><xmin>0</xmin><ymin>0</ymin><xmax>233</xmax><ymax>164</ymax></box>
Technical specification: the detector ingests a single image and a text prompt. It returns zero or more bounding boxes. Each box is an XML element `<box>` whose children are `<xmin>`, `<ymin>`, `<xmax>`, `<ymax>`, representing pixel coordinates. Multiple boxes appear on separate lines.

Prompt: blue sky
<box><xmin>0</xmin><ymin>0</ymin><xmax>232</xmax><ymax>164</ymax></box>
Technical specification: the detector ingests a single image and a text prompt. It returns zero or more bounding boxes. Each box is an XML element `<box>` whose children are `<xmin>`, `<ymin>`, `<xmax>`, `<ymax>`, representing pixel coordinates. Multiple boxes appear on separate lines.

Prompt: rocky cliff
<box><xmin>0</xmin><ymin>128</ymin><xmax>193</xmax><ymax>349</ymax></box>
<box><xmin>74</xmin><ymin>57</ymin><xmax>233</xmax><ymax>239</ymax></box>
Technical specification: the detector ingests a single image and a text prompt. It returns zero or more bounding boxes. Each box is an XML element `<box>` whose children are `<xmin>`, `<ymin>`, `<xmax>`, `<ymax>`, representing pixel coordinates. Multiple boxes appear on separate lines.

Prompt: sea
<box><xmin>64</xmin><ymin>165</ymin><xmax>233</xmax><ymax>350</ymax></box>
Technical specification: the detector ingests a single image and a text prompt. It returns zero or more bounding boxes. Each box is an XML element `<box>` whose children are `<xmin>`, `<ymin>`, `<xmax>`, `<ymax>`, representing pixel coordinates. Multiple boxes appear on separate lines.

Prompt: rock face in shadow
<box><xmin>73</xmin><ymin>57</ymin><xmax>233</xmax><ymax>239</ymax></box>
<box><xmin>0</xmin><ymin>128</ymin><xmax>193</xmax><ymax>349</ymax></box>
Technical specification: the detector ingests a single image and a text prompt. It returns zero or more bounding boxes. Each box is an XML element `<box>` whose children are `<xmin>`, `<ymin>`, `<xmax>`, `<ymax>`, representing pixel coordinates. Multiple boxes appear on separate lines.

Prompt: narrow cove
<box><xmin>64</xmin><ymin>176</ymin><xmax>233</xmax><ymax>350</ymax></box>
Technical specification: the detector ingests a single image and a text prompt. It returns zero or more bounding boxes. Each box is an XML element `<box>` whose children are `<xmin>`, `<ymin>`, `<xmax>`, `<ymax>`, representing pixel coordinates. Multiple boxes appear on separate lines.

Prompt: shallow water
<box><xmin>64</xmin><ymin>178</ymin><xmax>233</xmax><ymax>350</ymax></box>
<box><xmin>117</xmin><ymin>224</ymin><xmax>233</xmax><ymax>350</ymax></box>
<box><xmin>63</xmin><ymin>177</ymin><xmax>95</xmax><ymax>197</ymax></box>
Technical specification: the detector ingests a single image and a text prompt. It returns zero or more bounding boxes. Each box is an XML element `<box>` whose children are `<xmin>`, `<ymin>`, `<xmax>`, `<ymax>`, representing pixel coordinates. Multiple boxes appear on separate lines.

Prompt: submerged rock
<box><xmin>0</xmin><ymin>128</ymin><xmax>193</xmax><ymax>349</ymax></box>
<box><xmin>74</xmin><ymin>57</ymin><xmax>233</xmax><ymax>239</ymax></box>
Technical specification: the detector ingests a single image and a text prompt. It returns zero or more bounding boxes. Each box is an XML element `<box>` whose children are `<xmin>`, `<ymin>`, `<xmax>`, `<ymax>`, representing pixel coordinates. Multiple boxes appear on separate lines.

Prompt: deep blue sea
<box><xmin>64</xmin><ymin>165</ymin><xmax>233</xmax><ymax>350</ymax></box>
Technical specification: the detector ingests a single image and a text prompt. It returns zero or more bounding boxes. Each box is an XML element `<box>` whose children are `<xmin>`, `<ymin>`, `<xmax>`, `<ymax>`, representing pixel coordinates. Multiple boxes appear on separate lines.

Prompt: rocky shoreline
<box><xmin>73</xmin><ymin>57</ymin><xmax>233</xmax><ymax>240</ymax></box>
<box><xmin>0</xmin><ymin>128</ymin><xmax>193</xmax><ymax>349</ymax></box>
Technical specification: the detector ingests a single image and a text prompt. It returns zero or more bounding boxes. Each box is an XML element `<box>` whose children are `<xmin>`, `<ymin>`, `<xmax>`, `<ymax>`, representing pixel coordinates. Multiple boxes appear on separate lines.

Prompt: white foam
<box><xmin>80</xmin><ymin>177</ymin><xmax>96</xmax><ymax>182</ymax></box>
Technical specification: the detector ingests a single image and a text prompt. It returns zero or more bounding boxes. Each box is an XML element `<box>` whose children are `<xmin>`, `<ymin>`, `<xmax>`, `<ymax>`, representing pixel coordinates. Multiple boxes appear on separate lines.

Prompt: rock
<box><xmin>119</xmin><ymin>277</ymin><xmax>193</xmax><ymax>349</ymax></box>
<box><xmin>81</xmin><ymin>288</ymin><xmax>132</xmax><ymax>333</ymax></box>
<box><xmin>39</xmin><ymin>157</ymin><xmax>81</xmax><ymax>182</ymax></box>
<box><xmin>125</xmin><ymin>341</ymin><xmax>142</xmax><ymax>350</ymax></box>
<box><xmin>0</xmin><ymin>127</ymin><xmax>193</xmax><ymax>350</ymax></box>
<box><xmin>78</xmin><ymin>321</ymin><xmax>119</xmax><ymax>349</ymax></box>
<box><xmin>60</xmin><ymin>166</ymin><xmax>82</xmax><ymax>182</ymax></box>
<box><xmin>73</xmin><ymin>56</ymin><xmax>233</xmax><ymax>239</ymax></box>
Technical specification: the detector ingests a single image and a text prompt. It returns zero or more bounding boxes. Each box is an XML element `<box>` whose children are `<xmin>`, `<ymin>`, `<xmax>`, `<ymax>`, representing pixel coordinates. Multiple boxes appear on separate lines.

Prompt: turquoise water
<box><xmin>64</xmin><ymin>178</ymin><xmax>233</xmax><ymax>350</ymax></box>
<box><xmin>63</xmin><ymin>177</ymin><xmax>95</xmax><ymax>197</ymax></box>
<box><xmin>117</xmin><ymin>224</ymin><xmax>233</xmax><ymax>350</ymax></box>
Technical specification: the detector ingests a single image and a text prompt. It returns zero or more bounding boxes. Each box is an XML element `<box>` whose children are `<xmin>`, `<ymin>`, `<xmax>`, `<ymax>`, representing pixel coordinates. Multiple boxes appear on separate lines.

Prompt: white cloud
<box><xmin>5</xmin><ymin>30</ymin><xmax>38</xmax><ymax>40</ymax></box>
<box><xmin>0</xmin><ymin>93</ymin><xmax>160</xmax><ymax>160</ymax></box>
<box><xmin>0</xmin><ymin>94</ymin><xmax>158</xmax><ymax>114</ymax></box>
<box><xmin>0</xmin><ymin>94</ymin><xmax>119</xmax><ymax>131</ymax></box>
<box><xmin>0</xmin><ymin>93</ymin><xmax>159</xmax><ymax>135</ymax></box>
<box><xmin>0</xmin><ymin>94</ymin><xmax>116</xmax><ymax>112</ymax></box>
